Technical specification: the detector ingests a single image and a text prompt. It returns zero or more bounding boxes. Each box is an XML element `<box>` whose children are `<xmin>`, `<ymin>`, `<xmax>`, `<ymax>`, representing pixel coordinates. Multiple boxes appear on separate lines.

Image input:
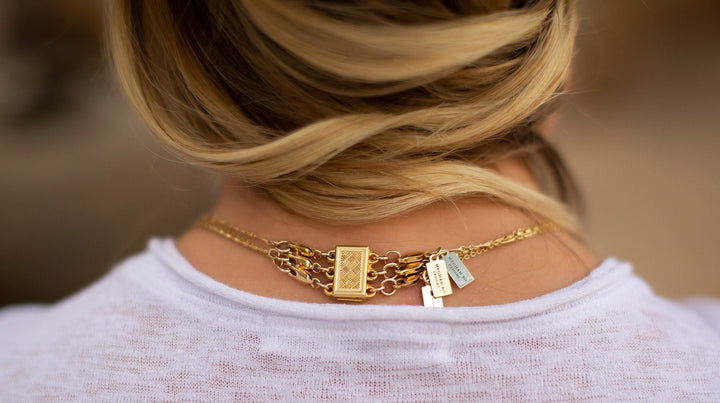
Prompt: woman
<box><xmin>1</xmin><ymin>0</ymin><xmax>718</xmax><ymax>400</ymax></box>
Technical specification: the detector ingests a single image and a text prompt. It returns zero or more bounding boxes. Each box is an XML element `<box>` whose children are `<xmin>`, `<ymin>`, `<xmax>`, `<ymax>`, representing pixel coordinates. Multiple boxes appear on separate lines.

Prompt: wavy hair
<box><xmin>107</xmin><ymin>0</ymin><xmax>580</xmax><ymax>231</ymax></box>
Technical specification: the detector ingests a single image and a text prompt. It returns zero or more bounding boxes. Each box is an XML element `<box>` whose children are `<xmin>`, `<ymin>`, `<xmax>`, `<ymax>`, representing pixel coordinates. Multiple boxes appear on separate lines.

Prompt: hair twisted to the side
<box><xmin>108</xmin><ymin>0</ymin><xmax>580</xmax><ymax>230</ymax></box>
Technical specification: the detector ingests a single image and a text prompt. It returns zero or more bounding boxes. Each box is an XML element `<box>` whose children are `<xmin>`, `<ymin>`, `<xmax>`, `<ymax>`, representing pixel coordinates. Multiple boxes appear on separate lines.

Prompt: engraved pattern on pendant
<box><xmin>338</xmin><ymin>250</ymin><xmax>362</xmax><ymax>289</ymax></box>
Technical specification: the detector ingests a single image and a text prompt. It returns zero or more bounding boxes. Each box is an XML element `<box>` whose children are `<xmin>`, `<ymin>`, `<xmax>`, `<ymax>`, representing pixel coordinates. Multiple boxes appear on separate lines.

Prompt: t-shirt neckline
<box><xmin>146</xmin><ymin>237</ymin><xmax>637</xmax><ymax>323</ymax></box>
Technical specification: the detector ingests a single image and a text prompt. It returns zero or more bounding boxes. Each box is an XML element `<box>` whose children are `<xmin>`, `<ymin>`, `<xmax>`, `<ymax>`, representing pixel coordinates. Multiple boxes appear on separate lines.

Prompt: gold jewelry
<box><xmin>195</xmin><ymin>215</ymin><xmax>558</xmax><ymax>307</ymax></box>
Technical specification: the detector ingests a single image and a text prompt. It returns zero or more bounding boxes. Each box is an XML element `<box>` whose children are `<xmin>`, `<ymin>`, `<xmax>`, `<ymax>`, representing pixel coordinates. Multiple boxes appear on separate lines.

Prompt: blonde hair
<box><xmin>108</xmin><ymin>0</ymin><xmax>580</xmax><ymax>231</ymax></box>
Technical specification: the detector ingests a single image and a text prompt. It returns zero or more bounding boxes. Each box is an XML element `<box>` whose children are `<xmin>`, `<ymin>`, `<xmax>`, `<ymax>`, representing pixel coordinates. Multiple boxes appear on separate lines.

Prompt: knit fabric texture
<box><xmin>1</xmin><ymin>238</ymin><xmax>719</xmax><ymax>401</ymax></box>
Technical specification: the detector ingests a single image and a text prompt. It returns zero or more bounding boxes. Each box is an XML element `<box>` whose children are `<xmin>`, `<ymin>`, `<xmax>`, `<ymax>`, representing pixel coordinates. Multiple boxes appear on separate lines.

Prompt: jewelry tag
<box><xmin>442</xmin><ymin>252</ymin><xmax>474</xmax><ymax>288</ymax></box>
<box><xmin>426</xmin><ymin>258</ymin><xmax>452</xmax><ymax>297</ymax></box>
<box><xmin>421</xmin><ymin>285</ymin><xmax>444</xmax><ymax>308</ymax></box>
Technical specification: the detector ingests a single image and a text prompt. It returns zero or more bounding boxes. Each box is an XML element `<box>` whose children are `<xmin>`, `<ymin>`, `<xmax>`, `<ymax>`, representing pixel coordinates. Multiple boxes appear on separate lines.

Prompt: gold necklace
<box><xmin>195</xmin><ymin>215</ymin><xmax>558</xmax><ymax>307</ymax></box>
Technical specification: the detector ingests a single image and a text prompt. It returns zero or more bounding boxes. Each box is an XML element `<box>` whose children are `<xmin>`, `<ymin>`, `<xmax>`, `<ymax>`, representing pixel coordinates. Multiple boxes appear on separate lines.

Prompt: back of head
<box><xmin>108</xmin><ymin>0</ymin><xmax>579</xmax><ymax>230</ymax></box>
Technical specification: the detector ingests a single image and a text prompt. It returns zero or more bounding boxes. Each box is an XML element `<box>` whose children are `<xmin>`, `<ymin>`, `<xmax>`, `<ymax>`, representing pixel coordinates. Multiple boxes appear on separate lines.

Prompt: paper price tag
<box><xmin>442</xmin><ymin>252</ymin><xmax>474</xmax><ymax>288</ymax></box>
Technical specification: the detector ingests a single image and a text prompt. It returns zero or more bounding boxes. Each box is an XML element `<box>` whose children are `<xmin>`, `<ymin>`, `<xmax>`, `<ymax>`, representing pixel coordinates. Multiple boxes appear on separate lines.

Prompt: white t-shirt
<box><xmin>1</xmin><ymin>238</ymin><xmax>719</xmax><ymax>401</ymax></box>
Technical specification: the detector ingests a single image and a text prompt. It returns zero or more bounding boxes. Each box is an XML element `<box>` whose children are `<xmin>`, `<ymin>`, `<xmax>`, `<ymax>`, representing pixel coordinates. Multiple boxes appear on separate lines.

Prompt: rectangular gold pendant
<box><xmin>332</xmin><ymin>246</ymin><xmax>369</xmax><ymax>301</ymax></box>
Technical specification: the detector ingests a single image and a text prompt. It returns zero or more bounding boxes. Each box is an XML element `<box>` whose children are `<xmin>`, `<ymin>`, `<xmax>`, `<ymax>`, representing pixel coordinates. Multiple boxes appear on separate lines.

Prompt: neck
<box><xmin>175</xmin><ymin>158</ymin><xmax>599</xmax><ymax>306</ymax></box>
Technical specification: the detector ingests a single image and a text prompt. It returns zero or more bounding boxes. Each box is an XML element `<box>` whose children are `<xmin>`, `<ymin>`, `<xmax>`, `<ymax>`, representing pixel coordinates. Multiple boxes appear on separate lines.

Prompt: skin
<box><xmin>175</xmin><ymin>156</ymin><xmax>600</xmax><ymax>307</ymax></box>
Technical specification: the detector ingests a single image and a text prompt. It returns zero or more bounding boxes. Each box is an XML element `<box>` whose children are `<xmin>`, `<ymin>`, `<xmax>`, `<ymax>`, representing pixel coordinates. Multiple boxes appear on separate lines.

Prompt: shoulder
<box><xmin>678</xmin><ymin>297</ymin><xmax>720</xmax><ymax>334</ymax></box>
<box><xmin>0</xmin><ymin>238</ymin><xmax>186</xmax><ymax>340</ymax></box>
<box><xmin>0</xmin><ymin>240</ymin><xmax>183</xmax><ymax>399</ymax></box>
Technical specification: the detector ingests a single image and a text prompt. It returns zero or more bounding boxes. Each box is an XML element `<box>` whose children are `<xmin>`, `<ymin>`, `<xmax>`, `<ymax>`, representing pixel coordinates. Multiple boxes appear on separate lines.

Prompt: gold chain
<box><xmin>195</xmin><ymin>215</ymin><xmax>558</xmax><ymax>305</ymax></box>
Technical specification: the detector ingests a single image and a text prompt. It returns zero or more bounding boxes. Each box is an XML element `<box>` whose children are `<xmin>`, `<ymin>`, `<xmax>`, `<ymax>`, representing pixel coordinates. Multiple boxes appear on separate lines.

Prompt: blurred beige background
<box><xmin>1</xmin><ymin>1</ymin><xmax>718</xmax><ymax>306</ymax></box>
